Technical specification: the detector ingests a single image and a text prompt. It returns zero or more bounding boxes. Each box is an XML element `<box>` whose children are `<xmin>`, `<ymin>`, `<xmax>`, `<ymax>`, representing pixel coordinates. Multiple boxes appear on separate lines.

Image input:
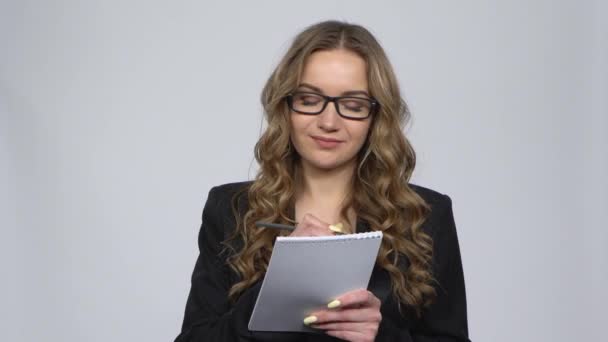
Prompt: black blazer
<box><xmin>175</xmin><ymin>181</ymin><xmax>470</xmax><ymax>341</ymax></box>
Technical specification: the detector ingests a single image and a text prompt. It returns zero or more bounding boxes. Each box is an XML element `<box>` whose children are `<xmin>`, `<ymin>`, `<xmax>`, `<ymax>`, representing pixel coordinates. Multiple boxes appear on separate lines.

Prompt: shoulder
<box><xmin>407</xmin><ymin>183</ymin><xmax>455</xmax><ymax>239</ymax></box>
<box><xmin>408</xmin><ymin>182</ymin><xmax>451</xmax><ymax>208</ymax></box>
<box><xmin>207</xmin><ymin>180</ymin><xmax>253</xmax><ymax>204</ymax></box>
<box><xmin>203</xmin><ymin>180</ymin><xmax>253</xmax><ymax>226</ymax></box>
<box><xmin>198</xmin><ymin>181</ymin><xmax>253</xmax><ymax>248</ymax></box>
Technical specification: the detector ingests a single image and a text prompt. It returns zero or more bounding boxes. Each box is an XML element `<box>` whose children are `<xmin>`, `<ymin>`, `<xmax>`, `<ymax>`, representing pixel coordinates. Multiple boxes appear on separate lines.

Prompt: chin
<box><xmin>306</xmin><ymin>157</ymin><xmax>353</xmax><ymax>171</ymax></box>
<box><xmin>313</xmin><ymin>162</ymin><xmax>341</xmax><ymax>170</ymax></box>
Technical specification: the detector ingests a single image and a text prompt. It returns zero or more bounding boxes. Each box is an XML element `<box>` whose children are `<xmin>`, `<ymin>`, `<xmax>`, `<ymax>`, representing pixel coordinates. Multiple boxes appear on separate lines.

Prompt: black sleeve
<box><xmin>410</xmin><ymin>194</ymin><xmax>471</xmax><ymax>342</ymax></box>
<box><xmin>174</xmin><ymin>186</ymin><xmax>260</xmax><ymax>341</ymax></box>
<box><xmin>374</xmin><ymin>195</ymin><xmax>470</xmax><ymax>342</ymax></box>
<box><xmin>174</xmin><ymin>187</ymin><xmax>306</xmax><ymax>342</ymax></box>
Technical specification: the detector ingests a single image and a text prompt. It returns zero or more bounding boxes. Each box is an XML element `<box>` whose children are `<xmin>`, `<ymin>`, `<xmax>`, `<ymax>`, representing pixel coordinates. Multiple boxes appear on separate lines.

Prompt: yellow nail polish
<box><xmin>327</xmin><ymin>299</ymin><xmax>341</xmax><ymax>309</ymax></box>
<box><xmin>303</xmin><ymin>315</ymin><xmax>317</xmax><ymax>325</ymax></box>
<box><xmin>329</xmin><ymin>224</ymin><xmax>343</xmax><ymax>234</ymax></box>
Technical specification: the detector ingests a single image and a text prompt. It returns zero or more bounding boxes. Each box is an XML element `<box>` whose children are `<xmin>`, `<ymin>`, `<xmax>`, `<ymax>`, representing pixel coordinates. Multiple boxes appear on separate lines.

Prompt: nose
<box><xmin>317</xmin><ymin>101</ymin><xmax>340</xmax><ymax>132</ymax></box>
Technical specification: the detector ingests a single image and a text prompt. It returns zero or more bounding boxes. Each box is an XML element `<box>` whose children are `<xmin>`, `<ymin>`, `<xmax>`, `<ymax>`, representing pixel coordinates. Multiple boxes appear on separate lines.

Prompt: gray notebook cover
<box><xmin>248</xmin><ymin>231</ymin><xmax>383</xmax><ymax>332</ymax></box>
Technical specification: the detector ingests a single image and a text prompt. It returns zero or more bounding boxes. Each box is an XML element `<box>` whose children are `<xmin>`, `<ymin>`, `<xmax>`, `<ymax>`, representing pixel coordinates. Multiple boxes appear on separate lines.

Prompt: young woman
<box><xmin>175</xmin><ymin>20</ymin><xmax>470</xmax><ymax>342</ymax></box>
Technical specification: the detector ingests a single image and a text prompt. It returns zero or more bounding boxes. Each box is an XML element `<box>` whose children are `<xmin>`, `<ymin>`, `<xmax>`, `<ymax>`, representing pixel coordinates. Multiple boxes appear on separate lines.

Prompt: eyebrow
<box><xmin>297</xmin><ymin>83</ymin><xmax>371</xmax><ymax>98</ymax></box>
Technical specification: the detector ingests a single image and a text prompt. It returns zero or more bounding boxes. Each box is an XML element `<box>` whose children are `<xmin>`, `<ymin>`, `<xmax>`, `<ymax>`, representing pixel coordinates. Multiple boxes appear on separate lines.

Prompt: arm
<box><xmin>174</xmin><ymin>186</ymin><xmax>306</xmax><ymax>342</ymax></box>
<box><xmin>411</xmin><ymin>194</ymin><xmax>471</xmax><ymax>342</ymax></box>
<box><xmin>174</xmin><ymin>186</ymin><xmax>260</xmax><ymax>341</ymax></box>
<box><xmin>362</xmin><ymin>194</ymin><xmax>471</xmax><ymax>342</ymax></box>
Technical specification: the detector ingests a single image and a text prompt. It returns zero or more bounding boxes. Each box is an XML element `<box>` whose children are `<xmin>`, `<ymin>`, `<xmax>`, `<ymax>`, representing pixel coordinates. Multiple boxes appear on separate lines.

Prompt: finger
<box><xmin>325</xmin><ymin>329</ymin><xmax>371</xmax><ymax>342</ymax></box>
<box><xmin>311</xmin><ymin>307</ymin><xmax>382</xmax><ymax>324</ymax></box>
<box><xmin>329</xmin><ymin>289</ymin><xmax>381</xmax><ymax>309</ymax></box>
<box><xmin>302</xmin><ymin>213</ymin><xmax>333</xmax><ymax>231</ymax></box>
<box><xmin>312</xmin><ymin>321</ymin><xmax>374</xmax><ymax>332</ymax></box>
<box><xmin>297</xmin><ymin>213</ymin><xmax>333</xmax><ymax>236</ymax></box>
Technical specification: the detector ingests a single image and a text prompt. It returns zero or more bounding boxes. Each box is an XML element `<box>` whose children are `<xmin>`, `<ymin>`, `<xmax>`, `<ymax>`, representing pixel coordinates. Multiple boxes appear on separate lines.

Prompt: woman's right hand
<box><xmin>289</xmin><ymin>213</ymin><xmax>343</xmax><ymax>237</ymax></box>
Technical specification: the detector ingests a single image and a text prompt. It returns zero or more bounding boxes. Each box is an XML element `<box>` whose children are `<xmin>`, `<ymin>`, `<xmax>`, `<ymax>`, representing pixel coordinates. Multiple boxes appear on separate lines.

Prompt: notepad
<box><xmin>248</xmin><ymin>231</ymin><xmax>383</xmax><ymax>332</ymax></box>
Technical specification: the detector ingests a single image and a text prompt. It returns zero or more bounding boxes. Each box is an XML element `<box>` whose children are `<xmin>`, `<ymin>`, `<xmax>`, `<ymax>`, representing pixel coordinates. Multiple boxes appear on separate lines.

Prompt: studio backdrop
<box><xmin>1</xmin><ymin>1</ymin><xmax>606</xmax><ymax>341</ymax></box>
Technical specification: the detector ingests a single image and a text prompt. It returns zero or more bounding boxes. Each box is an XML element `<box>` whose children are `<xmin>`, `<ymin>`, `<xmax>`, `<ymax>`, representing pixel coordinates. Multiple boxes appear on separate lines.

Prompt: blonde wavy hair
<box><xmin>223</xmin><ymin>20</ymin><xmax>436</xmax><ymax>316</ymax></box>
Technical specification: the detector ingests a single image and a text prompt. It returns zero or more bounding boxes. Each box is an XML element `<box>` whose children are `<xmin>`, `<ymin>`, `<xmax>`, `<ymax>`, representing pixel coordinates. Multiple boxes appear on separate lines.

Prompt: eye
<box><xmin>342</xmin><ymin>99</ymin><xmax>370</xmax><ymax>112</ymax></box>
<box><xmin>294</xmin><ymin>93</ymin><xmax>322</xmax><ymax>106</ymax></box>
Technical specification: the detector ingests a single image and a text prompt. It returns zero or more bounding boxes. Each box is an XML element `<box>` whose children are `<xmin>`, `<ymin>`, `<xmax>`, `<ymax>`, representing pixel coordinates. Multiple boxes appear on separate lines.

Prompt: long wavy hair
<box><xmin>223</xmin><ymin>20</ymin><xmax>436</xmax><ymax>316</ymax></box>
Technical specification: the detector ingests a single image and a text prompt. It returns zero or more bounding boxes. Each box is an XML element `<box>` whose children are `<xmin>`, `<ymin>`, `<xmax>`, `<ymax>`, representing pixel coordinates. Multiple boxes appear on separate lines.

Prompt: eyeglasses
<box><xmin>285</xmin><ymin>91</ymin><xmax>378</xmax><ymax>120</ymax></box>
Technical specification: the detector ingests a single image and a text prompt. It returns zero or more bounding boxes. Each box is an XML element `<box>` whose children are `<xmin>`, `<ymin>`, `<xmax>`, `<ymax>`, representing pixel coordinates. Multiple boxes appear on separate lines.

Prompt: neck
<box><xmin>296</xmin><ymin>160</ymin><xmax>356</xmax><ymax>207</ymax></box>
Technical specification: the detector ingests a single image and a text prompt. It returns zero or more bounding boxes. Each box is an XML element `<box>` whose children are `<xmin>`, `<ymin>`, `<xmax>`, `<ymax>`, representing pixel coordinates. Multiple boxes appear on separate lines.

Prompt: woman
<box><xmin>175</xmin><ymin>20</ymin><xmax>470</xmax><ymax>342</ymax></box>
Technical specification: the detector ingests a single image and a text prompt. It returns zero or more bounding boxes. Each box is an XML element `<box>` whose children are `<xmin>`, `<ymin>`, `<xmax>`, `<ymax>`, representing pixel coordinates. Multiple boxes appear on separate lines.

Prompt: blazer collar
<box><xmin>356</xmin><ymin>218</ymin><xmax>371</xmax><ymax>233</ymax></box>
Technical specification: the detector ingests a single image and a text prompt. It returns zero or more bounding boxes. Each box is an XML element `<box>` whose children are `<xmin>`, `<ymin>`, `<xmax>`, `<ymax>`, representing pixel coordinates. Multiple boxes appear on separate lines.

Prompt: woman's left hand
<box><xmin>304</xmin><ymin>288</ymin><xmax>382</xmax><ymax>342</ymax></box>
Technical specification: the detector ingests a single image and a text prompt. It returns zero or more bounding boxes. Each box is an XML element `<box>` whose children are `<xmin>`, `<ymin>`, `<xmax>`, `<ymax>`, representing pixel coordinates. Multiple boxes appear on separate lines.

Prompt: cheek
<box><xmin>289</xmin><ymin>116</ymin><xmax>299</xmax><ymax>139</ymax></box>
<box><xmin>351</xmin><ymin>123</ymin><xmax>372</xmax><ymax>147</ymax></box>
<box><xmin>289</xmin><ymin>115</ymin><xmax>308</xmax><ymax>149</ymax></box>
<box><xmin>289</xmin><ymin>113</ymin><xmax>300</xmax><ymax>133</ymax></box>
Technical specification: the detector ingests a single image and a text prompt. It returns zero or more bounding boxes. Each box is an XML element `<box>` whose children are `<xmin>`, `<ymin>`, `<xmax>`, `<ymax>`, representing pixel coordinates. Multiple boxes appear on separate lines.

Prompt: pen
<box><xmin>255</xmin><ymin>221</ymin><xmax>345</xmax><ymax>234</ymax></box>
<box><xmin>255</xmin><ymin>221</ymin><xmax>296</xmax><ymax>231</ymax></box>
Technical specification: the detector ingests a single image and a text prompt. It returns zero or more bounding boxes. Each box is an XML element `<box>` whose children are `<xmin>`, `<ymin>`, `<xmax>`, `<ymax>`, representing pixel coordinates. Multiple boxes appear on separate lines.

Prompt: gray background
<box><xmin>1</xmin><ymin>1</ymin><xmax>606</xmax><ymax>341</ymax></box>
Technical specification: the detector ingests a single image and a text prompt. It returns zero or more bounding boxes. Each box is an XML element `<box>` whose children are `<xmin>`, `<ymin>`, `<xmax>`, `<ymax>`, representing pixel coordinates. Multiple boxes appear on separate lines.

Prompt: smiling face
<box><xmin>289</xmin><ymin>49</ymin><xmax>372</xmax><ymax>173</ymax></box>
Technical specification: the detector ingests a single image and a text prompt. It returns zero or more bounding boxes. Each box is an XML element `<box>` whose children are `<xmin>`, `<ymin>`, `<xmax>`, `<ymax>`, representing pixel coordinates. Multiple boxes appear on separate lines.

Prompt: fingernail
<box><xmin>303</xmin><ymin>315</ymin><xmax>317</xmax><ymax>325</ymax></box>
<box><xmin>327</xmin><ymin>299</ymin><xmax>341</xmax><ymax>309</ymax></box>
<box><xmin>329</xmin><ymin>224</ymin><xmax>343</xmax><ymax>234</ymax></box>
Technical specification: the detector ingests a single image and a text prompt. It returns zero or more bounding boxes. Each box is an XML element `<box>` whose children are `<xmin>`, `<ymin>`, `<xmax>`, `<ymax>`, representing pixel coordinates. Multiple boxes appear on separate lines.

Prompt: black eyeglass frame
<box><xmin>285</xmin><ymin>91</ymin><xmax>379</xmax><ymax>120</ymax></box>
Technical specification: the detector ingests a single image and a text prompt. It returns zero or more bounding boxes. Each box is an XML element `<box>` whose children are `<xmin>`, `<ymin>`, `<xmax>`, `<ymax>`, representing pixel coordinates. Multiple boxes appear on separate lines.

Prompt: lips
<box><xmin>311</xmin><ymin>135</ymin><xmax>343</xmax><ymax>149</ymax></box>
<box><xmin>312</xmin><ymin>135</ymin><xmax>343</xmax><ymax>143</ymax></box>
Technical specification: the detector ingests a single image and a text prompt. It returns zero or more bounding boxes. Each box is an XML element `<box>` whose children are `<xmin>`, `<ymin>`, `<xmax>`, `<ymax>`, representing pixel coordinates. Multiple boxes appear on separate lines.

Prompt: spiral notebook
<box><xmin>248</xmin><ymin>231</ymin><xmax>383</xmax><ymax>332</ymax></box>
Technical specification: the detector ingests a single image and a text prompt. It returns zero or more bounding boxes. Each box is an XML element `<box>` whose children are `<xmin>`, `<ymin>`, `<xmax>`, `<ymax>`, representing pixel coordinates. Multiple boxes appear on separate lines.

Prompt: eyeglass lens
<box><xmin>290</xmin><ymin>92</ymin><xmax>372</xmax><ymax>119</ymax></box>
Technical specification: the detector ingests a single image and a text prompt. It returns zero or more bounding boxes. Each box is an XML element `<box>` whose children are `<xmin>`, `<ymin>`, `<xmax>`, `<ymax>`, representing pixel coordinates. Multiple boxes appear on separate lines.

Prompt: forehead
<box><xmin>300</xmin><ymin>49</ymin><xmax>368</xmax><ymax>94</ymax></box>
